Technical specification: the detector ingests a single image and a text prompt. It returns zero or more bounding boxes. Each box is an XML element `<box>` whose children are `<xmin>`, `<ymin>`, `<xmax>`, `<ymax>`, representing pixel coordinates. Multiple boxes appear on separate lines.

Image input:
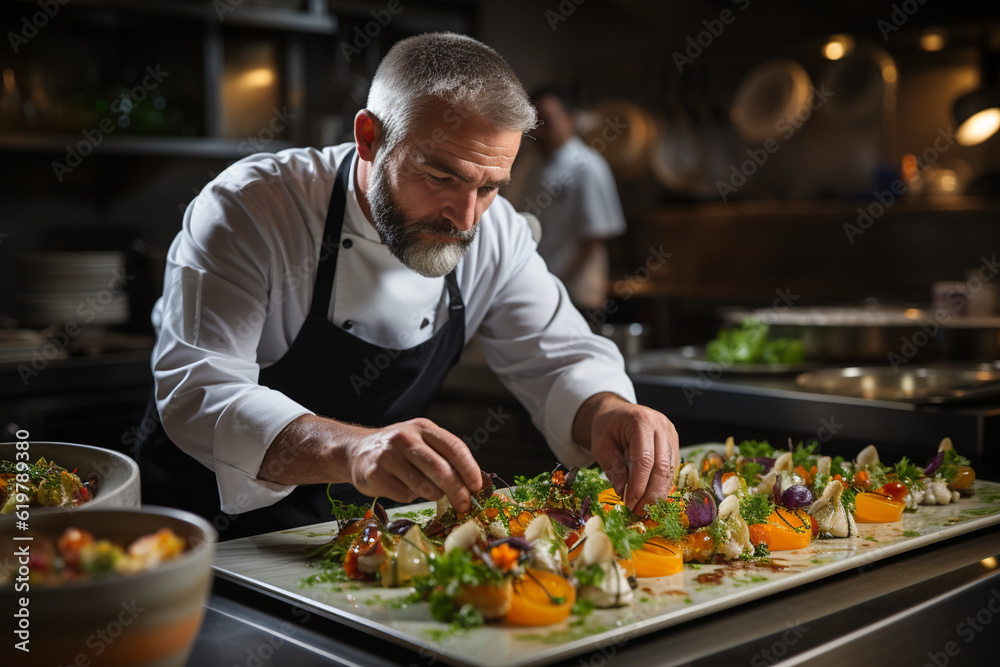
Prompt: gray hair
<box><xmin>366</xmin><ymin>32</ymin><xmax>537</xmax><ymax>152</ymax></box>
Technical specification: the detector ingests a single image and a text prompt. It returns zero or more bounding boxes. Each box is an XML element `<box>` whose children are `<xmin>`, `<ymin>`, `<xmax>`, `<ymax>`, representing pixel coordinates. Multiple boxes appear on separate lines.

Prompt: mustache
<box><xmin>406</xmin><ymin>218</ymin><xmax>477</xmax><ymax>241</ymax></box>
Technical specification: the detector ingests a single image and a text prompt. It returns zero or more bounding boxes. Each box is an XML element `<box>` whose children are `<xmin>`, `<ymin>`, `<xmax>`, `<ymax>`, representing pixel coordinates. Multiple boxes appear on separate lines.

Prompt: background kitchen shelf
<box><xmin>5</xmin><ymin>0</ymin><xmax>338</xmax><ymax>34</ymax></box>
<box><xmin>0</xmin><ymin>132</ymin><xmax>296</xmax><ymax>158</ymax></box>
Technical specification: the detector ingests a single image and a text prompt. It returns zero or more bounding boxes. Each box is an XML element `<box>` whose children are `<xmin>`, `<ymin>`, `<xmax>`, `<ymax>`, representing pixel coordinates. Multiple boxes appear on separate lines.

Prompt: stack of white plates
<box><xmin>17</xmin><ymin>252</ymin><xmax>130</xmax><ymax>328</ymax></box>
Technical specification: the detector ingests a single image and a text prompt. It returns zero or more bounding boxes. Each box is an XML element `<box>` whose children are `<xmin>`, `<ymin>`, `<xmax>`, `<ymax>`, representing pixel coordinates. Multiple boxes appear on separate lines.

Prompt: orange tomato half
<box><xmin>506</xmin><ymin>569</ymin><xmax>576</xmax><ymax>626</ymax></box>
<box><xmin>853</xmin><ymin>492</ymin><xmax>905</xmax><ymax>523</ymax></box>
<box><xmin>508</xmin><ymin>511</ymin><xmax>535</xmax><ymax>536</ymax></box>
<box><xmin>682</xmin><ymin>530</ymin><xmax>716</xmax><ymax>562</ymax></box>
<box><xmin>598</xmin><ymin>488</ymin><xmax>623</xmax><ymax>506</ymax></box>
<box><xmin>633</xmin><ymin>538</ymin><xmax>683</xmax><ymax>577</ymax></box>
<box><xmin>750</xmin><ymin>508</ymin><xmax>812</xmax><ymax>551</ymax></box>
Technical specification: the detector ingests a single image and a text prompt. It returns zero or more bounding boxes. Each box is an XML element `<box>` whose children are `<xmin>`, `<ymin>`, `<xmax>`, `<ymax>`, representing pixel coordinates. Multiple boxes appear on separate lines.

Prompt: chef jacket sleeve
<box><xmin>152</xmin><ymin>181</ymin><xmax>312</xmax><ymax>514</ymax></box>
<box><xmin>472</xmin><ymin>199</ymin><xmax>637</xmax><ymax>467</ymax></box>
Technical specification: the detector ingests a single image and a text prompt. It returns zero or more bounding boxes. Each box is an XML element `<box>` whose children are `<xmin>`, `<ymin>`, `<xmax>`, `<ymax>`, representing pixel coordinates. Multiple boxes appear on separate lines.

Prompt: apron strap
<box><xmin>445</xmin><ymin>269</ymin><xmax>464</xmax><ymax>316</ymax></box>
<box><xmin>309</xmin><ymin>149</ymin><xmax>356</xmax><ymax>318</ymax></box>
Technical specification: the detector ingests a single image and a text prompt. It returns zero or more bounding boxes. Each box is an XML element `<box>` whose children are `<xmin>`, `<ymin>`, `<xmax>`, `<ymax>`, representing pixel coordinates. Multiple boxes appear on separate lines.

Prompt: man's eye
<box><xmin>428</xmin><ymin>174</ymin><xmax>451</xmax><ymax>184</ymax></box>
<box><xmin>478</xmin><ymin>186</ymin><xmax>497</xmax><ymax>195</ymax></box>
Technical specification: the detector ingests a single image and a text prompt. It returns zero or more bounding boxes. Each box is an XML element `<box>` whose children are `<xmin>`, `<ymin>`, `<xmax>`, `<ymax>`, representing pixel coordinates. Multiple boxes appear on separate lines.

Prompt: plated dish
<box><xmin>0</xmin><ymin>441</ymin><xmax>140</xmax><ymax>514</ymax></box>
<box><xmin>213</xmin><ymin>439</ymin><xmax>1000</xmax><ymax>667</ymax></box>
<box><xmin>0</xmin><ymin>456</ymin><xmax>97</xmax><ymax>513</ymax></box>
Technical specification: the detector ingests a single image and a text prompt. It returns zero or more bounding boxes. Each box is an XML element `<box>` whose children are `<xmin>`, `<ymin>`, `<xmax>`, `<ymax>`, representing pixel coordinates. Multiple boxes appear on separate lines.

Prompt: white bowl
<box><xmin>1</xmin><ymin>506</ymin><xmax>216</xmax><ymax>667</ymax></box>
<box><xmin>0</xmin><ymin>441</ymin><xmax>140</xmax><ymax>513</ymax></box>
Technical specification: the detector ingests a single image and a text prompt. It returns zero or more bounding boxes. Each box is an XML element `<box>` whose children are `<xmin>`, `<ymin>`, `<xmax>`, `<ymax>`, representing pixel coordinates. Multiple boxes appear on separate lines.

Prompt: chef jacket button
<box><xmin>342</xmin><ymin>320</ymin><xmax>354</xmax><ymax>330</ymax></box>
<box><xmin>342</xmin><ymin>238</ymin><xmax>353</xmax><ymax>249</ymax></box>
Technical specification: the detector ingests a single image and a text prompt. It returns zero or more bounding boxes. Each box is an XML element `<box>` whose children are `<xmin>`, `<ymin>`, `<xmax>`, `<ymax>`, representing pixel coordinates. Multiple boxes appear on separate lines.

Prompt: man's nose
<box><xmin>443</xmin><ymin>189</ymin><xmax>477</xmax><ymax>232</ymax></box>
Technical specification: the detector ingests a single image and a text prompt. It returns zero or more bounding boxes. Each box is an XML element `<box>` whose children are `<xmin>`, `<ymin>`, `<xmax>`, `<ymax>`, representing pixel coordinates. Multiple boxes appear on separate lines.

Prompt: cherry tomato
<box><xmin>56</xmin><ymin>527</ymin><xmax>94</xmax><ymax>569</ymax></box>
<box><xmin>949</xmin><ymin>466</ymin><xmax>976</xmax><ymax>492</ymax></box>
<box><xmin>879</xmin><ymin>481</ymin><xmax>908</xmax><ymax>503</ymax></box>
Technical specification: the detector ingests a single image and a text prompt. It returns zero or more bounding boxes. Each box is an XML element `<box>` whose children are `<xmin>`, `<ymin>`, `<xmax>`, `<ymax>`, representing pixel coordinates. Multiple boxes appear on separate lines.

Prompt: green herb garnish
<box><xmin>739</xmin><ymin>440</ymin><xmax>775</xmax><ymax>458</ymax></box>
<box><xmin>738</xmin><ymin>493</ymin><xmax>775</xmax><ymax>526</ymax></box>
<box><xmin>643</xmin><ymin>497</ymin><xmax>687</xmax><ymax>542</ymax></box>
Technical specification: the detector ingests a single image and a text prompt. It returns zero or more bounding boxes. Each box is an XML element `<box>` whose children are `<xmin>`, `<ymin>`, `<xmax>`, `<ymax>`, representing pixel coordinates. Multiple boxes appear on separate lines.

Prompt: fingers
<box><xmin>604</xmin><ymin>449</ymin><xmax>629</xmax><ymax>499</ymax></box>
<box><xmin>421</xmin><ymin>423</ymin><xmax>483</xmax><ymax>493</ymax></box>
<box><xmin>591</xmin><ymin>407</ymin><xmax>678</xmax><ymax>515</ymax></box>
<box><xmin>623</xmin><ymin>429</ymin><xmax>655</xmax><ymax>512</ymax></box>
<box><xmin>634</xmin><ymin>429</ymin><xmax>677</xmax><ymax>514</ymax></box>
<box><xmin>364</xmin><ymin>419</ymin><xmax>481</xmax><ymax>513</ymax></box>
<box><xmin>401</xmin><ymin>444</ymin><xmax>472</xmax><ymax>512</ymax></box>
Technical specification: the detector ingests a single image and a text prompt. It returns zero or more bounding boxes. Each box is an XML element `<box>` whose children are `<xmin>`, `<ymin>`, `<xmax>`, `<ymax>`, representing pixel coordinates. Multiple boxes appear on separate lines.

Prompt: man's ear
<box><xmin>354</xmin><ymin>110</ymin><xmax>381</xmax><ymax>161</ymax></box>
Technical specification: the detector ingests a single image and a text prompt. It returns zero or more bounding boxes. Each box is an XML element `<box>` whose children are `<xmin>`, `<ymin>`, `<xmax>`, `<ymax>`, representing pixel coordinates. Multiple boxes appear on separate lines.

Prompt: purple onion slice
<box><xmin>581</xmin><ymin>495</ymin><xmax>592</xmax><ymax>522</ymax></box>
<box><xmin>924</xmin><ymin>452</ymin><xmax>944</xmax><ymax>477</ymax></box>
<box><xmin>780</xmin><ymin>485</ymin><xmax>814</xmax><ymax>509</ymax></box>
<box><xmin>386</xmin><ymin>518</ymin><xmax>416</xmax><ymax>535</ymax></box>
<box><xmin>754</xmin><ymin>457</ymin><xmax>776</xmax><ymax>473</ymax></box>
<box><xmin>489</xmin><ymin>536</ymin><xmax>533</xmax><ymax>552</ymax></box>
<box><xmin>685</xmin><ymin>489</ymin><xmax>717</xmax><ymax>529</ymax></box>
<box><xmin>712</xmin><ymin>470</ymin><xmax>725</xmax><ymax>503</ymax></box>
<box><xmin>542</xmin><ymin>507</ymin><xmax>585</xmax><ymax>530</ymax></box>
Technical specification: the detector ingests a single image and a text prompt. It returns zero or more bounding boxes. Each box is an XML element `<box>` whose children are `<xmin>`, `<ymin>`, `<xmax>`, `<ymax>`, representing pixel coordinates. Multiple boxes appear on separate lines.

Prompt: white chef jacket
<box><xmin>151</xmin><ymin>143</ymin><xmax>636</xmax><ymax>513</ymax></box>
<box><xmin>513</xmin><ymin>136</ymin><xmax>627</xmax><ymax>309</ymax></box>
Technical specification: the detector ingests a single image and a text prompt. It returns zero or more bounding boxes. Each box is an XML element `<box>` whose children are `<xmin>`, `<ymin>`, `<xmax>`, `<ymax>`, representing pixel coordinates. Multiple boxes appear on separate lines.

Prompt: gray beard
<box><xmin>367</xmin><ymin>156</ymin><xmax>477</xmax><ymax>278</ymax></box>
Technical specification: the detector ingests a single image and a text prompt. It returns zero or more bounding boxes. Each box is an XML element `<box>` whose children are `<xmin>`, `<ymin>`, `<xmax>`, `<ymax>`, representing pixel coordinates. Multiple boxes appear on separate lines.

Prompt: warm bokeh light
<box><xmin>920</xmin><ymin>30</ymin><xmax>946</xmax><ymax>52</ymax></box>
<box><xmin>824</xmin><ymin>42</ymin><xmax>845</xmax><ymax>60</ymax></box>
<box><xmin>823</xmin><ymin>35</ymin><xmax>855</xmax><ymax>60</ymax></box>
<box><xmin>883</xmin><ymin>64</ymin><xmax>898</xmax><ymax>84</ymax></box>
<box><xmin>238</xmin><ymin>67</ymin><xmax>275</xmax><ymax>89</ymax></box>
<box><xmin>981</xmin><ymin>557</ymin><xmax>997</xmax><ymax>569</ymax></box>
<box><xmin>900</xmin><ymin>154</ymin><xmax>919</xmax><ymax>182</ymax></box>
<box><xmin>904</xmin><ymin>308</ymin><xmax>922</xmax><ymax>319</ymax></box>
<box><xmin>956</xmin><ymin>107</ymin><xmax>1000</xmax><ymax>146</ymax></box>
<box><xmin>938</xmin><ymin>173</ymin><xmax>957</xmax><ymax>191</ymax></box>
<box><xmin>2</xmin><ymin>68</ymin><xmax>14</xmax><ymax>93</ymax></box>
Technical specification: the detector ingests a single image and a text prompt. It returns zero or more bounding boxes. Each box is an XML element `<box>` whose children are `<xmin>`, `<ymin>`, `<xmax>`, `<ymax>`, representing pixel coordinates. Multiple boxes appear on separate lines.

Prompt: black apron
<box><xmin>135</xmin><ymin>149</ymin><xmax>467</xmax><ymax>540</ymax></box>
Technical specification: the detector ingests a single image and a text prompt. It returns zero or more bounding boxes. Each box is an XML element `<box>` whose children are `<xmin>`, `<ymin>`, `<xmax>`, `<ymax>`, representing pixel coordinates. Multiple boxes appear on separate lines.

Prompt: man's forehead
<box><xmin>402</xmin><ymin>101</ymin><xmax>522</xmax><ymax>171</ymax></box>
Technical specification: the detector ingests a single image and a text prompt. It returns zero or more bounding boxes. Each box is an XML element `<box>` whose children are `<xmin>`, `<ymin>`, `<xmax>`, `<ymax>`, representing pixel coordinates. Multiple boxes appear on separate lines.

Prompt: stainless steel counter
<box><xmin>189</xmin><ymin>524</ymin><xmax>1000</xmax><ymax>666</ymax></box>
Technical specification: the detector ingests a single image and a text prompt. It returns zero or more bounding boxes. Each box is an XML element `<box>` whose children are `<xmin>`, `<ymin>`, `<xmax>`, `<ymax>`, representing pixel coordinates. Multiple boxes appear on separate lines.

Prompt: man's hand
<box><xmin>573</xmin><ymin>393</ymin><xmax>679</xmax><ymax>514</ymax></box>
<box><xmin>258</xmin><ymin>415</ymin><xmax>483</xmax><ymax>513</ymax></box>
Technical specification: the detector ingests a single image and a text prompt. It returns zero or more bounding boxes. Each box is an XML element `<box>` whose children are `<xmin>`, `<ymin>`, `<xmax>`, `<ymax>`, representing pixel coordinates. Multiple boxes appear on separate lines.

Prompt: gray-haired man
<box><xmin>138</xmin><ymin>32</ymin><xmax>678</xmax><ymax>539</ymax></box>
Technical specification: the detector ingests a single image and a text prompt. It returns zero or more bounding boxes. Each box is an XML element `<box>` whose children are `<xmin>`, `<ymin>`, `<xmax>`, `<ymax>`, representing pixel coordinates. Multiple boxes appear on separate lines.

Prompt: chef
<box><xmin>136</xmin><ymin>32</ymin><xmax>678</xmax><ymax>540</ymax></box>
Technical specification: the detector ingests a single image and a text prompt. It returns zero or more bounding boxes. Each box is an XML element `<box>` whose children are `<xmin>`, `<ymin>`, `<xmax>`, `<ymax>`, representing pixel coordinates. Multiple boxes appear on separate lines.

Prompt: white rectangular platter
<box><xmin>213</xmin><ymin>444</ymin><xmax>1000</xmax><ymax>667</ymax></box>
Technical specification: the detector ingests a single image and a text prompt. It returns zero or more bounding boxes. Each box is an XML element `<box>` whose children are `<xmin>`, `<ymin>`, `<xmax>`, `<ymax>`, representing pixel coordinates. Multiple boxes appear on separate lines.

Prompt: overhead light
<box><xmin>823</xmin><ymin>34</ymin><xmax>855</xmax><ymax>61</ymax></box>
<box><xmin>238</xmin><ymin>67</ymin><xmax>275</xmax><ymax>89</ymax></box>
<box><xmin>919</xmin><ymin>29</ymin><xmax>947</xmax><ymax>52</ymax></box>
<box><xmin>952</xmin><ymin>33</ymin><xmax>1000</xmax><ymax>146</ymax></box>
<box><xmin>953</xmin><ymin>85</ymin><xmax>1000</xmax><ymax>146</ymax></box>
<box><xmin>954</xmin><ymin>95</ymin><xmax>1000</xmax><ymax>146</ymax></box>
